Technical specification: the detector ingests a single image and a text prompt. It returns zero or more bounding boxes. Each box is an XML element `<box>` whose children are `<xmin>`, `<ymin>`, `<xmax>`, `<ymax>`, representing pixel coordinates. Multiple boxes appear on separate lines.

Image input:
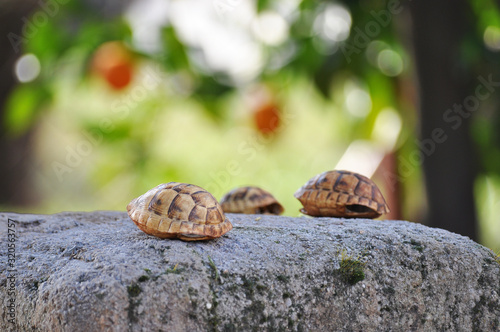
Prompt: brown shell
<box><xmin>127</xmin><ymin>182</ymin><xmax>232</xmax><ymax>241</ymax></box>
<box><xmin>220</xmin><ymin>186</ymin><xmax>284</xmax><ymax>215</ymax></box>
<box><xmin>294</xmin><ymin>170</ymin><xmax>390</xmax><ymax>218</ymax></box>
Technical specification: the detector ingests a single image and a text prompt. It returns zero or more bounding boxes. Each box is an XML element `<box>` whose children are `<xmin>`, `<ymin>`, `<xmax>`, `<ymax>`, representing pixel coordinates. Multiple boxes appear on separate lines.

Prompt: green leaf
<box><xmin>161</xmin><ymin>26</ymin><xmax>191</xmax><ymax>71</ymax></box>
<box><xmin>4</xmin><ymin>84</ymin><xmax>50</xmax><ymax>136</ymax></box>
<box><xmin>256</xmin><ymin>0</ymin><xmax>271</xmax><ymax>12</ymax></box>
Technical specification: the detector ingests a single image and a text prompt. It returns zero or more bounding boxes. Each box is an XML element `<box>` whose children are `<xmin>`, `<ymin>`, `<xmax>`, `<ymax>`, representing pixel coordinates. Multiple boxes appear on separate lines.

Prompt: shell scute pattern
<box><xmin>294</xmin><ymin>170</ymin><xmax>390</xmax><ymax>219</ymax></box>
<box><xmin>220</xmin><ymin>186</ymin><xmax>284</xmax><ymax>215</ymax></box>
<box><xmin>127</xmin><ymin>182</ymin><xmax>232</xmax><ymax>241</ymax></box>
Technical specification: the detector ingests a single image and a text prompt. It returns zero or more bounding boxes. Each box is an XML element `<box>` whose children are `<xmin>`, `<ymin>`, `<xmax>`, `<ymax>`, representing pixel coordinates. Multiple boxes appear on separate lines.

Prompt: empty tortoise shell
<box><xmin>220</xmin><ymin>186</ymin><xmax>284</xmax><ymax>215</ymax></box>
<box><xmin>127</xmin><ymin>182</ymin><xmax>233</xmax><ymax>241</ymax></box>
<box><xmin>294</xmin><ymin>170</ymin><xmax>390</xmax><ymax>218</ymax></box>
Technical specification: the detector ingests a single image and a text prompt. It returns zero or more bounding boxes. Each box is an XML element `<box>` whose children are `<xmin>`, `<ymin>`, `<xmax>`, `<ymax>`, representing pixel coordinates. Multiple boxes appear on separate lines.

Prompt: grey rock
<box><xmin>0</xmin><ymin>211</ymin><xmax>499</xmax><ymax>331</ymax></box>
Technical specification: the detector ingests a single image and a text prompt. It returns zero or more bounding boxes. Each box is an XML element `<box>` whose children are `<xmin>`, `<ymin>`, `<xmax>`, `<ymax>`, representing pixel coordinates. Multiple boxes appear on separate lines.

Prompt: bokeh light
<box><xmin>377</xmin><ymin>49</ymin><xmax>403</xmax><ymax>77</ymax></box>
<box><xmin>126</xmin><ymin>0</ymin><xmax>170</xmax><ymax>54</ymax></box>
<box><xmin>483</xmin><ymin>25</ymin><xmax>500</xmax><ymax>51</ymax></box>
<box><xmin>372</xmin><ymin>108</ymin><xmax>402</xmax><ymax>150</ymax></box>
<box><xmin>335</xmin><ymin>140</ymin><xmax>384</xmax><ymax>178</ymax></box>
<box><xmin>15</xmin><ymin>54</ymin><xmax>41</xmax><ymax>83</ymax></box>
<box><xmin>344</xmin><ymin>81</ymin><xmax>372</xmax><ymax>118</ymax></box>
<box><xmin>366</xmin><ymin>40</ymin><xmax>389</xmax><ymax>66</ymax></box>
<box><xmin>313</xmin><ymin>3</ymin><xmax>351</xmax><ymax>42</ymax></box>
<box><xmin>252</xmin><ymin>11</ymin><xmax>289</xmax><ymax>46</ymax></box>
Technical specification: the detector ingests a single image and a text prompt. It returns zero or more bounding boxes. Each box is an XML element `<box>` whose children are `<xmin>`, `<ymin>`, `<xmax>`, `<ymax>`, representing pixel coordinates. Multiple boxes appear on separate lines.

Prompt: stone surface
<box><xmin>1</xmin><ymin>211</ymin><xmax>499</xmax><ymax>331</ymax></box>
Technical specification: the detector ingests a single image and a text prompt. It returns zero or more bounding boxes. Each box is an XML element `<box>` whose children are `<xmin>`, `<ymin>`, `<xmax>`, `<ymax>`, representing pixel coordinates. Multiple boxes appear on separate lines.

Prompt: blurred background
<box><xmin>1</xmin><ymin>0</ymin><xmax>499</xmax><ymax>250</ymax></box>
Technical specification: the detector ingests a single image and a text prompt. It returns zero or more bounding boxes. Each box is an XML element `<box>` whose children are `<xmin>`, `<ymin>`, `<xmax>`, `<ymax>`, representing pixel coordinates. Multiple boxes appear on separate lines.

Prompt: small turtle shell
<box><xmin>294</xmin><ymin>170</ymin><xmax>390</xmax><ymax>219</ymax></box>
<box><xmin>127</xmin><ymin>182</ymin><xmax>232</xmax><ymax>241</ymax></box>
<box><xmin>220</xmin><ymin>186</ymin><xmax>284</xmax><ymax>215</ymax></box>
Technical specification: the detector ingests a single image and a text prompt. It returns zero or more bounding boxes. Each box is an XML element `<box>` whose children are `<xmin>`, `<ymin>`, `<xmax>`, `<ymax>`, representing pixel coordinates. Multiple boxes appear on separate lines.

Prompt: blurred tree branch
<box><xmin>409</xmin><ymin>0</ymin><xmax>478</xmax><ymax>239</ymax></box>
<box><xmin>0</xmin><ymin>0</ymin><xmax>39</xmax><ymax>207</ymax></box>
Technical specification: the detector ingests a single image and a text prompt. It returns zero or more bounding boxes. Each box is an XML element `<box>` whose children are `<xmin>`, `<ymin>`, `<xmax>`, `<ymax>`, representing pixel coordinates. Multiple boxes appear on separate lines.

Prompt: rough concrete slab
<box><xmin>0</xmin><ymin>211</ymin><xmax>499</xmax><ymax>331</ymax></box>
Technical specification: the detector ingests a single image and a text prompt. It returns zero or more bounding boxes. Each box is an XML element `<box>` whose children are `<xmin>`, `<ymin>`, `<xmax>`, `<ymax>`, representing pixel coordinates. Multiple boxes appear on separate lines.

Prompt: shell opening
<box><xmin>256</xmin><ymin>203</ymin><xmax>283</xmax><ymax>215</ymax></box>
<box><xmin>181</xmin><ymin>234</ymin><xmax>206</xmax><ymax>238</ymax></box>
<box><xmin>345</xmin><ymin>204</ymin><xmax>375</xmax><ymax>214</ymax></box>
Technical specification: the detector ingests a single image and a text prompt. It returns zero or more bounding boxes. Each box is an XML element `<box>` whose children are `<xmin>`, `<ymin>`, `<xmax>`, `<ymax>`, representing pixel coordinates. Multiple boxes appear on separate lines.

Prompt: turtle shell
<box><xmin>294</xmin><ymin>170</ymin><xmax>390</xmax><ymax>218</ymax></box>
<box><xmin>127</xmin><ymin>182</ymin><xmax>232</xmax><ymax>241</ymax></box>
<box><xmin>220</xmin><ymin>186</ymin><xmax>284</xmax><ymax>215</ymax></box>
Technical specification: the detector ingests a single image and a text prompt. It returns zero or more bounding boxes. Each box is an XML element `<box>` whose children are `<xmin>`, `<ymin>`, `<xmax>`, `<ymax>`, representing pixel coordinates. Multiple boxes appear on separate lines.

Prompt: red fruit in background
<box><xmin>91</xmin><ymin>41</ymin><xmax>133</xmax><ymax>90</ymax></box>
<box><xmin>254</xmin><ymin>102</ymin><xmax>281</xmax><ymax>135</ymax></box>
<box><xmin>104</xmin><ymin>62</ymin><xmax>133</xmax><ymax>90</ymax></box>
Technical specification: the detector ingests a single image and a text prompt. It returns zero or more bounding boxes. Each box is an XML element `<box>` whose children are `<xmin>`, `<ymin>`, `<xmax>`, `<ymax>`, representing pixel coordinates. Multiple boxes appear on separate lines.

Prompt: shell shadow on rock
<box><xmin>127</xmin><ymin>182</ymin><xmax>233</xmax><ymax>241</ymax></box>
<box><xmin>294</xmin><ymin>170</ymin><xmax>390</xmax><ymax>219</ymax></box>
